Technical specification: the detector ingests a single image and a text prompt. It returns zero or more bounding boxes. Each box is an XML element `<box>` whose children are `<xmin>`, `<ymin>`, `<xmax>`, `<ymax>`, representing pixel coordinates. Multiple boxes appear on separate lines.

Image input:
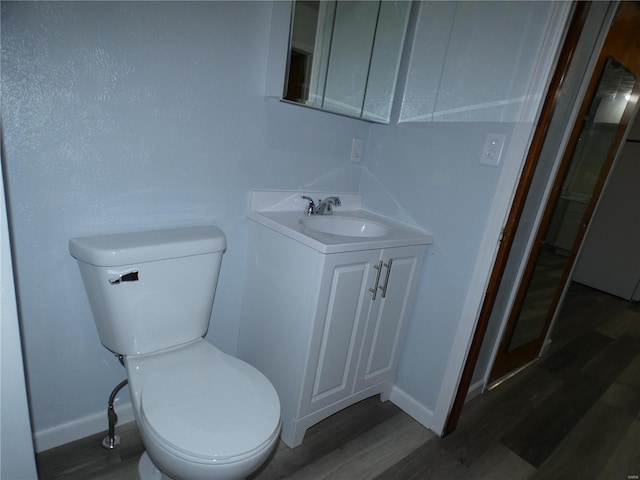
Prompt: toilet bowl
<box><xmin>128</xmin><ymin>339</ymin><xmax>280</xmax><ymax>480</ymax></box>
<box><xmin>69</xmin><ymin>225</ymin><xmax>281</xmax><ymax>480</ymax></box>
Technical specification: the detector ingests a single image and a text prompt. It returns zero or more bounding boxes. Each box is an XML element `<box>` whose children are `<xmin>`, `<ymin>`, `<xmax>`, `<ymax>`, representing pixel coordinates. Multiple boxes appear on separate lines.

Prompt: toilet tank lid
<box><xmin>69</xmin><ymin>225</ymin><xmax>226</xmax><ymax>266</ymax></box>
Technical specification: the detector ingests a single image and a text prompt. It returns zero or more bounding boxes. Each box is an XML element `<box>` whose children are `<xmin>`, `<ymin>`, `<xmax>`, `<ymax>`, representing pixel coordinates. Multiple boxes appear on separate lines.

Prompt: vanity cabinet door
<box><xmin>299</xmin><ymin>250</ymin><xmax>379</xmax><ymax>416</ymax></box>
<box><xmin>355</xmin><ymin>245</ymin><xmax>425</xmax><ymax>391</ymax></box>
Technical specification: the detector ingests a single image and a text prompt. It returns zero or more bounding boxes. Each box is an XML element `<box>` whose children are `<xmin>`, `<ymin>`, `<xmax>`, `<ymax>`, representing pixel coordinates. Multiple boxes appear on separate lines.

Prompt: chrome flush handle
<box><xmin>109</xmin><ymin>270</ymin><xmax>139</xmax><ymax>285</ymax></box>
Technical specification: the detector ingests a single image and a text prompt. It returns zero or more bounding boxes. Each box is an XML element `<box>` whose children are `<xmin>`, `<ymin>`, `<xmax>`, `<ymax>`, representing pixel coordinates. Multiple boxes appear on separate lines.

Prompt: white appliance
<box><xmin>573</xmin><ymin>118</ymin><xmax>640</xmax><ymax>301</ymax></box>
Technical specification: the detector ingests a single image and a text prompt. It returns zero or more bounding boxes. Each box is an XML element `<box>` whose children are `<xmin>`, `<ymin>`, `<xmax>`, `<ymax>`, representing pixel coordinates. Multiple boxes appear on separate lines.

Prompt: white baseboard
<box><xmin>540</xmin><ymin>338</ymin><xmax>553</xmax><ymax>356</ymax></box>
<box><xmin>465</xmin><ymin>379</ymin><xmax>485</xmax><ymax>403</ymax></box>
<box><xmin>34</xmin><ymin>402</ymin><xmax>135</xmax><ymax>452</ymax></box>
<box><xmin>36</xmin><ymin>387</ymin><xmax>434</xmax><ymax>452</ymax></box>
<box><xmin>389</xmin><ymin>385</ymin><xmax>434</xmax><ymax>431</ymax></box>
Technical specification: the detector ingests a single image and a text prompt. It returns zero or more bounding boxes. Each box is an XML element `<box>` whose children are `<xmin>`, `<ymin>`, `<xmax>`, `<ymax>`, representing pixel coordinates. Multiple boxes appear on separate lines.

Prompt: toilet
<box><xmin>69</xmin><ymin>225</ymin><xmax>281</xmax><ymax>480</ymax></box>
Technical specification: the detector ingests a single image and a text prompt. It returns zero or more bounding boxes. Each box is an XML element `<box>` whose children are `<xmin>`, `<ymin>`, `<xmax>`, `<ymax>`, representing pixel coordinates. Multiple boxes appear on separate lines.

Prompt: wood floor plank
<box><xmin>464</xmin><ymin>444</ymin><xmax>536</xmax><ymax>480</ymax></box>
<box><xmin>596</xmin><ymin>309</ymin><xmax>640</xmax><ymax>340</ymax></box>
<box><xmin>616</xmin><ymin>353</ymin><xmax>640</xmax><ymax>387</ymax></box>
<box><xmin>550</xmin><ymin>284</ymin><xmax>625</xmax><ymax>350</ymax></box>
<box><xmin>251</xmin><ymin>397</ymin><xmax>401</xmax><ymax>480</ymax></box>
<box><xmin>501</xmin><ymin>335</ymin><xmax>640</xmax><ymax>468</ymax></box>
<box><xmin>532</xmin><ymin>401</ymin><xmax>635</xmax><ymax>479</ymax></box>
<box><xmin>84</xmin><ymin>462</ymin><xmax>138</xmax><ymax>480</ymax></box>
<box><xmin>440</xmin><ymin>365</ymin><xmax>562</xmax><ymax>466</ymax></box>
<box><xmin>499</xmin><ymin>377</ymin><xmax>588</xmax><ymax>468</ymax></box>
<box><xmin>536</xmin><ymin>330</ymin><xmax>611</xmax><ymax>378</ymax></box>
<box><xmin>602</xmin><ymin>381</ymin><xmax>640</xmax><ymax>417</ymax></box>
<box><xmin>373</xmin><ymin>438</ymin><xmax>467</xmax><ymax>480</ymax></box>
<box><xmin>600</xmin><ymin>353</ymin><xmax>640</xmax><ymax>416</ymax></box>
<box><xmin>37</xmin><ymin>421</ymin><xmax>142</xmax><ymax>480</ymax></box>
<box><xmin>285</xmin><ymin>414</ymin><xmax>431</xmax><ymax>480</ymax></box>
<box><xmin>581</xmin><ymin>335</ymin><xmax>640</xmax><ymax>383</ymax></box>
<box><xmin>597</xmin><ymin>417</ymin><xmax>640</xmax><ymax>480</ymax></box>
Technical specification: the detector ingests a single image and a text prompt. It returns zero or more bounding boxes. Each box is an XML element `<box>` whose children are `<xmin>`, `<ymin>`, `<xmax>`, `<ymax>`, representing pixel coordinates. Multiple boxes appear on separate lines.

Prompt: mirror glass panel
<box><xmin>283</xmin><ymin>0</ymin><xmax>411</xmax><ymax>123</ymax></box>
<box><xmin>509</xmin><ymin>57</ymin><xmax>637</xmax><ymax>351</ymax></box>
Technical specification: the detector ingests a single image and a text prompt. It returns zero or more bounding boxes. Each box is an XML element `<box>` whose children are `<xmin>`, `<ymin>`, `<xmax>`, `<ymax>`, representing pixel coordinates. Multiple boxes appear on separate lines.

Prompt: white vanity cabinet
<box><xmin>238</xmin><ymin>222</ymin><xmax>426</xmax><ymax>448</ymax></box>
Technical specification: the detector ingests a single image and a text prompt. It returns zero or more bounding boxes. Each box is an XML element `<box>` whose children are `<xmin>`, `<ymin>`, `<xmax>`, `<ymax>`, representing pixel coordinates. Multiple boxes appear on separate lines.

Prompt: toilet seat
<box><xmin>127</xmin><ymin>339</ymin><xmax>281</xmax><ymax>465</ymax></box>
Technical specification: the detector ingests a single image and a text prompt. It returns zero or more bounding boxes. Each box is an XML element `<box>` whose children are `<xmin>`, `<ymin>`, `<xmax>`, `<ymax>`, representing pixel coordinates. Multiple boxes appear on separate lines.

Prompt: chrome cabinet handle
<box><xmin>109</xmin><ymin>270</ymin><xmax>139</xmax><ymax>285</ymax></box>
<box><xmin>369</xmin><ymin>261</ymin><xmax>383</xmax><ymax>300</ymax></box>
<box><xmin>379</xmin><ymin>259</ymin><xmax>393</xmax><ymax>298</ymax></box>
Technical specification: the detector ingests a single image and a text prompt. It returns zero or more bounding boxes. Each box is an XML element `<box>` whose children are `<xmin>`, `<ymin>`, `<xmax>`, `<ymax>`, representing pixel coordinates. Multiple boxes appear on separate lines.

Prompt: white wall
<box><xmin>1</xmin><ymin>154</ymin><xmax>39</xmax><ymax>478</ymax></box>
<box><xmin>1</xmin><ymin>0</ymin><xmax>569</xmax><ymax>451</ymax></box>
<box><xmin>360</xmin><ymin>1</ymin><xmax>568</xmax><ymax>428</ymax></box>
<box><xmin>1</xmin><ymin>1</ymin><xmax>369</xmax><ymax>450</ymax></box>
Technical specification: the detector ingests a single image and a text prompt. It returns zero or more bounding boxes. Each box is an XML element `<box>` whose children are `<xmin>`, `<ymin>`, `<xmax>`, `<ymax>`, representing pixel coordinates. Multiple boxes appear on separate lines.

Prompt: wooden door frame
<box><xmin>491</xmin><ymin>50</ymin><xmax>640</xmax><ymax>383</ymax></box>
<box><xmin>443</xmin><ymin>0</ymin><xmax>640</xmax><ymax>436</ymax></box>
<box><xmin>441</xmin><ymin>2</ymin><xmax>590</xmax><ymax>436</ymax></box>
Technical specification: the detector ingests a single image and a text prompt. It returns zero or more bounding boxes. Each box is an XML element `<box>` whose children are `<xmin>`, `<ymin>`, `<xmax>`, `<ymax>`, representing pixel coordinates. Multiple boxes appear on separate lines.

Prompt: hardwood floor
<box><xmin>37</xmin><ymin>283</ymin><xmax>640</xmax><ymax>480</ymax></box>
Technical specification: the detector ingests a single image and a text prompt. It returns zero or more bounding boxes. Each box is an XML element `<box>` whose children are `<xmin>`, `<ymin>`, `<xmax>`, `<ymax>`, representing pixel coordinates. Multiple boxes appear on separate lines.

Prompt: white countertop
<box><xmin>248</xmin><ymin>190</ymin><xmax>434</xmax><ymax>254</ymax></box>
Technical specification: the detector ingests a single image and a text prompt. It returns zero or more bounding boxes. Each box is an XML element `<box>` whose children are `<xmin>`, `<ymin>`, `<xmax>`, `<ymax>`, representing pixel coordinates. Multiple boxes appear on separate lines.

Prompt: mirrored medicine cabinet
<box><xmin>282</xmin><ymin>0</ymin><xmax>411</xmax><ymax>124</ymax></box>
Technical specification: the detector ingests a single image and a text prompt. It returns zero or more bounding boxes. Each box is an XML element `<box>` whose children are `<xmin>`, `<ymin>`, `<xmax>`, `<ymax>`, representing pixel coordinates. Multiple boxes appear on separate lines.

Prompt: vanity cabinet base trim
<box><xmin>283</xmin><ymin>382</ymin><xmax>393</xmax><ymax>448</ymax></box>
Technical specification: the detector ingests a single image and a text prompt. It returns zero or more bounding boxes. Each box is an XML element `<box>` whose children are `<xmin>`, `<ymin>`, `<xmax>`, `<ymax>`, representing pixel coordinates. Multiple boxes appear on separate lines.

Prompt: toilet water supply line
<box><xmin>103</xmin><ymin>378</ymin><xmax>129</xmax><ymax>449</ymax></box>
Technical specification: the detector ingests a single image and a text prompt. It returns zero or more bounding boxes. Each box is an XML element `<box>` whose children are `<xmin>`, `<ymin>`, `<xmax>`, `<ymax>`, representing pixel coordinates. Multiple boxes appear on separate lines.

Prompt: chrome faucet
<box><xmin>316</xmin><ymin>196</ymin><xmax>341</xmax><ymax>215</ymax></box>
<box><xmin>301</xmin><ymin>196</ymin><xmax>316</xmax><ymax>215</ymax></box>
<box><xmin>301</xmin><ymin>195</ymin><xmax>341</xmax><ymax>215</ymax></box>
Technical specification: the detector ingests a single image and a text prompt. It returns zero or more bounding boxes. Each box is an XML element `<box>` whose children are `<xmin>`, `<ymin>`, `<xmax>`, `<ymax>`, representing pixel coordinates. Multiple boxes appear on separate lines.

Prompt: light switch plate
<box><xmin>480</xmin><ymin>133</ymin><xmax>506</xmax><ymax>167</ymax></box>
<box><xmin>350</xmin><ymin>137</ymin><xmax>363</xmax><ymax>163</ymax></box>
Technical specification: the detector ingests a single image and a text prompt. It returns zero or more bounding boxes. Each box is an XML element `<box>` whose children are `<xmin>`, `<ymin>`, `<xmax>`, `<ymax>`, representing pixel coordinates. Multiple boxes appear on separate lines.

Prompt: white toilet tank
<box><xmin>69</xmin><ymin>226</ymin><xmax>226</xmax><ymax>356</ymax></box>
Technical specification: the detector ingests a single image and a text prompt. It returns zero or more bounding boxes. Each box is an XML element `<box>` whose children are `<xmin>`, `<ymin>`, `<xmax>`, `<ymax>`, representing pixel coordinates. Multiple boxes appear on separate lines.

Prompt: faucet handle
<box><xmin>301</xmin><ymin>196</ymin><xmax>316</xmax><ymax>215</ymax></box>
<box><xmin>316</xmin><ymin>196</ymin><xmax>341</xmax><ymax>215</ymax></box>
<box><xmin>325</xmin><ymin>196</ymin><xmax>341</xmax><ymax>207</ymax></box>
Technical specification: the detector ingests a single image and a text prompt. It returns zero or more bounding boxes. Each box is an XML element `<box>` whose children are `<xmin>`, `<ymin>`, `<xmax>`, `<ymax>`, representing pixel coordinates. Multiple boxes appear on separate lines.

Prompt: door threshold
<box><xmin>488</xmin><ymin>358</ymin><xmax>539</xmax><ymax>391</ymax></box>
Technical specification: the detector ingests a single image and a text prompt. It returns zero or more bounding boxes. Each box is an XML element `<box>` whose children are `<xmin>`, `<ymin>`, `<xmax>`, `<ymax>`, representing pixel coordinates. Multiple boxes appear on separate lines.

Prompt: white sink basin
<box><xmin>300</xmin><ymin>215</ymin><xmax>390</xmax><ymax>238</ymax></box>
<box><xmin>248</xmin><ymin>190</ymin><xmax>433</xmax><ymax>253</ymax></box>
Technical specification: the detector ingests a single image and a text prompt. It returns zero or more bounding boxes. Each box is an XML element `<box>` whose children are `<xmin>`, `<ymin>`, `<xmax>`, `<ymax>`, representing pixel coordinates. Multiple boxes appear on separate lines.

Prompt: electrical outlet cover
<box><xmin>480</xmin><ymin>133</ymin><xmax>506</xmax><ymax>167</ymax></box>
